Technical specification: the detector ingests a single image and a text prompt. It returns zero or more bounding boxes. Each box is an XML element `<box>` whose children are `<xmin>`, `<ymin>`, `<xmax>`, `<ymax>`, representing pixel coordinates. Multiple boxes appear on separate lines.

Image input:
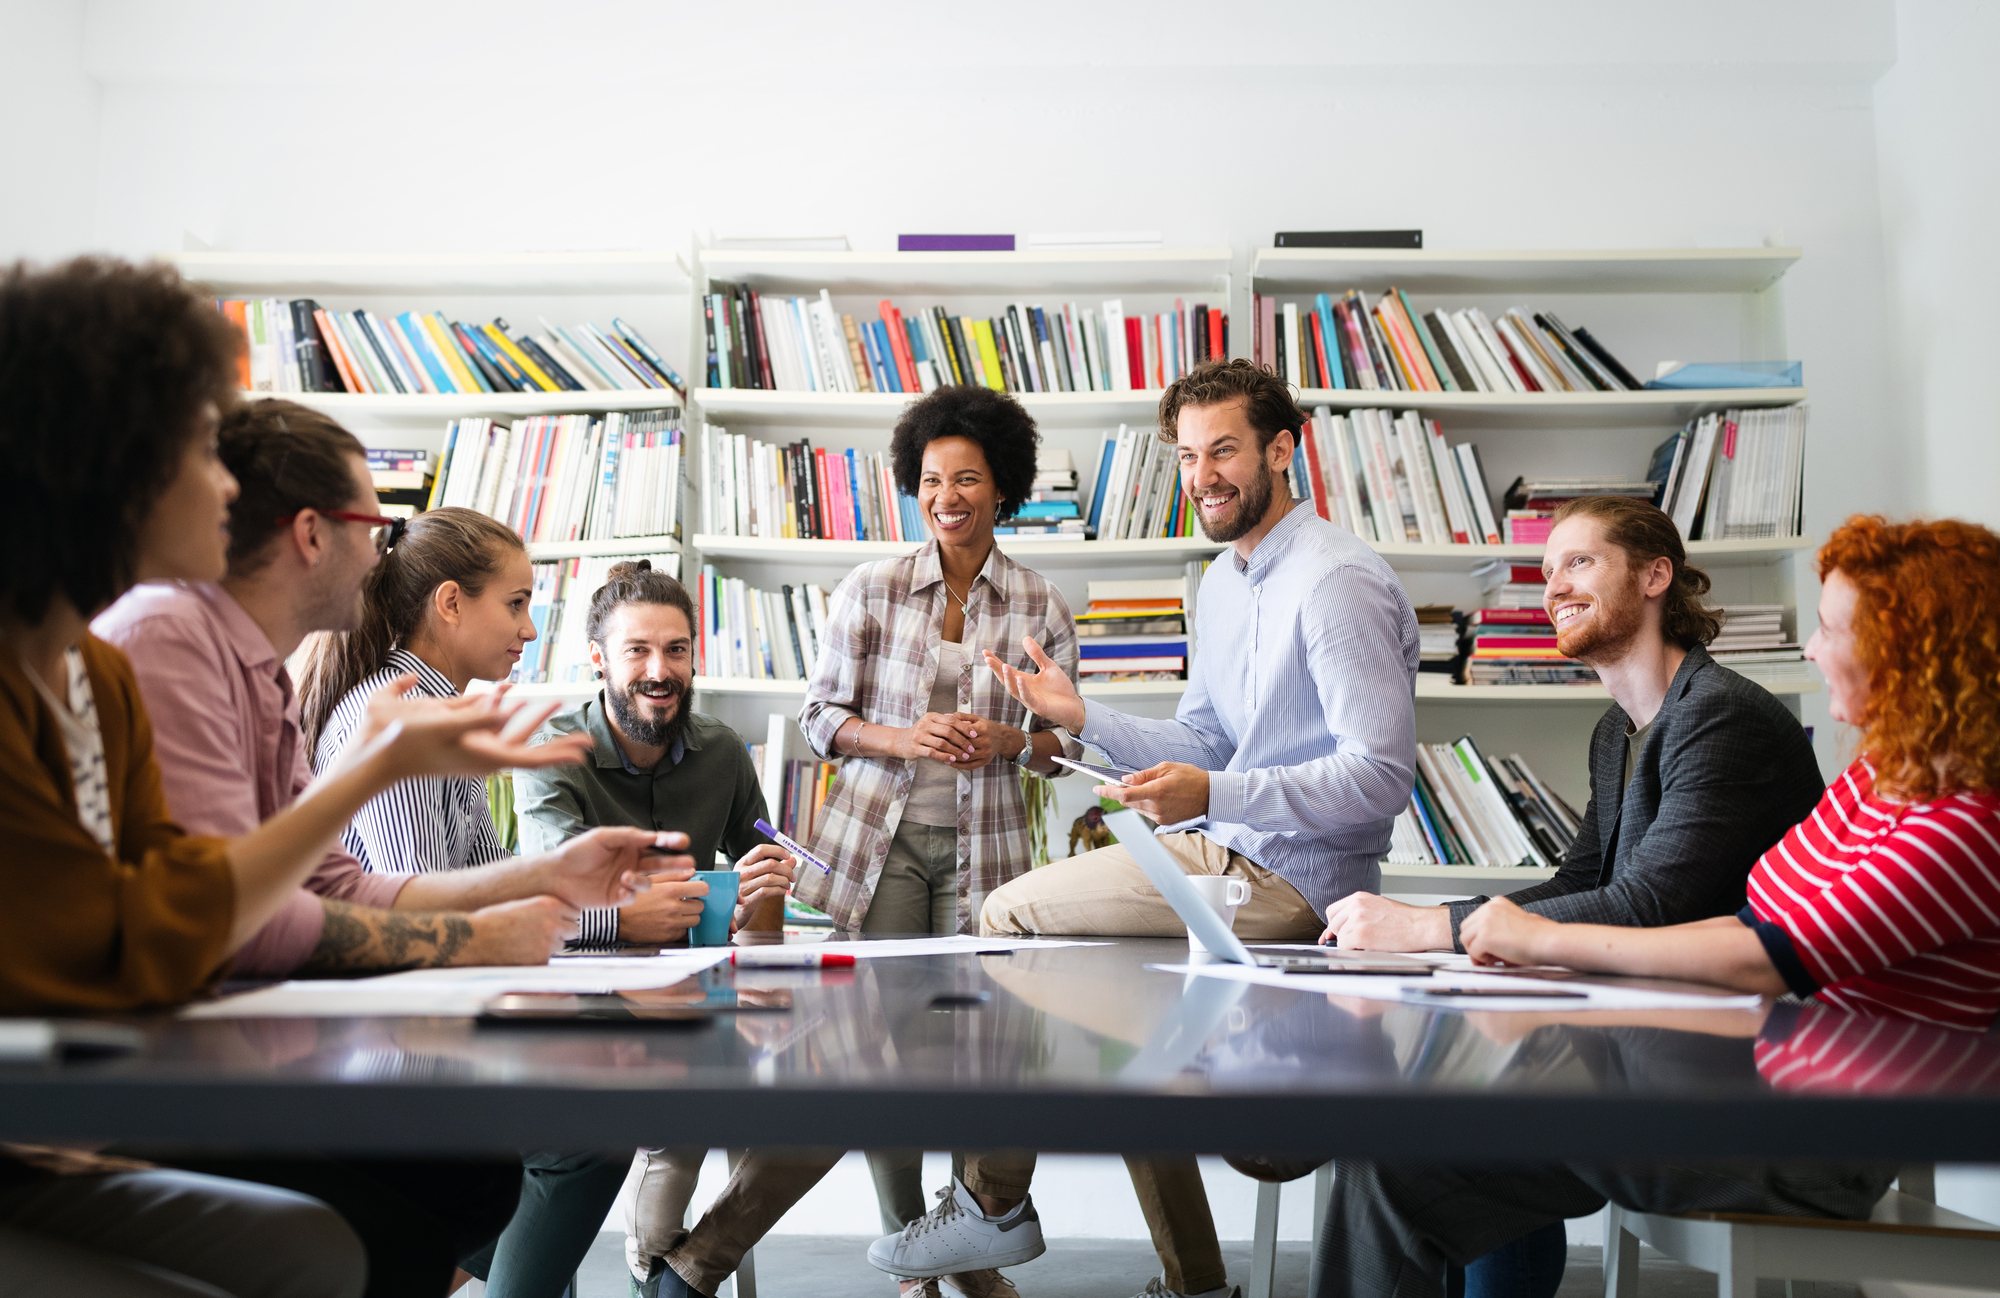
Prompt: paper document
<box><xmin>811</xmin><ymin>936</ymin><xmax>1109</xmax><ymax>959</ymax></box>
<box><xmin>1157</xmin><ymin>961</ymin><xmax>1764</xmax><ymax>1012</ymax></box>
<box><xmin>181</xmin><ymin>950</ymin><xmax>734</xmax><ymax>1019</ymax></box>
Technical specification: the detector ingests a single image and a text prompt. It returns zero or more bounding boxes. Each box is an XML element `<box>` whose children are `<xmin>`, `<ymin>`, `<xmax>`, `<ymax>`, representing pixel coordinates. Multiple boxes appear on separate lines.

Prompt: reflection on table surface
<box><xmin>32</xmin><ymin>937</ymin><xmax>2000</xmax><ymax>1101</ymax></box>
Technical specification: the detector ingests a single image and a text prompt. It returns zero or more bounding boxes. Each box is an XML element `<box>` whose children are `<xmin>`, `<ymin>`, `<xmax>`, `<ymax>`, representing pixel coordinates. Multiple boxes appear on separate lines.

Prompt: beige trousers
<box><xmin>979</xmin><ymin>830</ymin><xmax>1322</xmax><ymax>940</ymax></box>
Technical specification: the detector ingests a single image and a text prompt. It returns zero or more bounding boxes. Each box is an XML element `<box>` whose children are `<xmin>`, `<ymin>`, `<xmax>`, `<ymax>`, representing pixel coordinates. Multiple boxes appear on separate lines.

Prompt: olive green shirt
<box><xmin>516</xmin><ymin>694</ymin><xmax>772</xmax><ymax>946</ymax></box>
<box><xmin>1623</xmin><ymin>720</ymin><xmax>1654</xmax><ymax>793</ymax></box>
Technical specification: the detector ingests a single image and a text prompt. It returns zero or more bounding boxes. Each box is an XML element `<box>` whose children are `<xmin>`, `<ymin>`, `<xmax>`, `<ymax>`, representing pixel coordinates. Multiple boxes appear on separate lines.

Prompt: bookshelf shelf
<box><xmin>697</xmin><ymin>247</ymin><xmax>1234</xmax><ymax>296</ymax></box>
<box><xmin>694</xmin><ymin>387</ymin><xmax>1162</xmax><ymax>428</ymax></box>
<box><xmin>525</xmin><ymin>537</ymin><xmax>683</xmax><ymax>561</ymax></box>
<box><xmin>1380</xmin><ymin>863</ymin><xmax>1558</xmax><ymax>895</ymax></box>
<box><xmin>688</xmin><ymin>534</ymin><xmax>1804</xmax><ymax>573</ymax></box>
<box><xmin>690</xmin><ymin>534</ymin><xmax>1223</xmax><ymax>569</ymax></box>
<box><xmin>1415</xmin><ymin>675</ymin><xmax>1820</xmax><ymax>703</ymax></box>
<box><xmin>503</xmin><ymin>677</ymin><xmax>1191</xmax><ymax>702</ymax></box>
<box><xmin>240</xmin><ymin>390</ymin><xmax>681</xmax><ymax>421</ymax></box>
<box><xmin>1293</xmin><ymin>387</ymin><xmax>1808</xmax><ymax>430</ymax></box>
<box><xmin>174</xmin><ymin>250</ymin><xmax>690</xmax><ymax>296</ymax></box>
<box><xmin>1250</xmin><ymin>247</ymin><xmax>1800</xmax><ymax>295</ymax></box>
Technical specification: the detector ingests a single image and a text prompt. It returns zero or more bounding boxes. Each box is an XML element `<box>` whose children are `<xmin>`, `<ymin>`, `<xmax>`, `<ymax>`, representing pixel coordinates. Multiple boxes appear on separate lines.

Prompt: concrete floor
<box><xmin>555</xmin><ymin>1234</ymin><xmax>1865</xmax><ymax>1298</ymax></box>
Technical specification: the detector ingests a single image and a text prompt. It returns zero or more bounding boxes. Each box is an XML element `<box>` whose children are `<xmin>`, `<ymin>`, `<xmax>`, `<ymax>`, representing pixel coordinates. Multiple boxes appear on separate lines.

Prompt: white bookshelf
<box><xmin>504</xmin><ymin>676</ymin><xmax>1192</xmax><ymax>702</ymax></box>
<box><xmin>694</xmin><ymin>387</ymin><xmax>1160</xmax><ymax>428</ymax></box>
<box><xmin>697</xmin><ymin>247</ymin><xmax>1231</xmax><ymax>297</ymax></box>
<box><xmin>1249</xmin><ymin>246</ymin><xmax>1800</xmax><ymax>295</ymax></box>
<box><xmin>1414</xmin><ymin>674</ymin><xmax>1820</xmax><ymax>703</ymax></box>
<box><xmin>1294</xmin><ymin>386</ymin><xmax>1809</xmax><ymax>430</ymax></box>
<box><xmin>1380</xmin><ymin>863</ymin><xmax>1559</xmax><ymax>896</ymax></box>
<box><xmin>173</xmin><ymin>249</ymin><xmax>690</xmax><ymax>296</ymax></box>
<box><xmin>243</xmin><ymin>390</ymin><xmax>682</xmax><ymax>420</ymax></box>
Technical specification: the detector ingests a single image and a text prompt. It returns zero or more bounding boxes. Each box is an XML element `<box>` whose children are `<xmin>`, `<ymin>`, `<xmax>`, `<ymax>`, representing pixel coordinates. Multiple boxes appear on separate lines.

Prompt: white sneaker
<box><xmin>1131</xmin><ymin>1280</ymin><xmax>1241</xmax><ymax>1298</ymax></box>
<box><xmin>867</xmin><ymin>1182</ymin><xmax>1046</xmax><ymax>1278</ymax></box>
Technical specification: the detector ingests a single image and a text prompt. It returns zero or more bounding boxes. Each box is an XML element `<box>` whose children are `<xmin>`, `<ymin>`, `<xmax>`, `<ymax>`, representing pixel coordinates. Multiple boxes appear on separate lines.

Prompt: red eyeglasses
<box><xmin>274</xmin><ymin>509</ymin><xmax>407</xmax><ymax>555</ymax></box>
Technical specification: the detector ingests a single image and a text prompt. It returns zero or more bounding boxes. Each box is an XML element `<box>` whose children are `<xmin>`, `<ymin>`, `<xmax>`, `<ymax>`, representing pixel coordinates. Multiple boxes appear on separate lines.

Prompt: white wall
<box><xmin>0</xmin><ymin>0</ymin><xmax>99</xmax><ymax>261</ymax></box>
<box><xmin>1873</xmin><ymin>0</ymin><xmax>2000</xmax><ymax>528</ymax></box>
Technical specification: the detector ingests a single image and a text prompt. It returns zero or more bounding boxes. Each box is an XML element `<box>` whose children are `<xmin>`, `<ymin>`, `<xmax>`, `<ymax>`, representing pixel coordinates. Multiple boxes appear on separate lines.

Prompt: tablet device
<box><xmin>1051</xmin><ymin>756</ymin><xmax>1138</xmax><ymax>784</ymax></box>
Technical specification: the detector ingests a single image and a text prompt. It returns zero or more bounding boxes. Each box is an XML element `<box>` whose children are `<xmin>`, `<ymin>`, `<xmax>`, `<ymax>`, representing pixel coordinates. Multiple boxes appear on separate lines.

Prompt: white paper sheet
<box><xmin>808</xmin><ymin>936</ymin><xmax>1111</xmax><ymax>959</ymax></box>
<box><xmin>1154</xmin><ymin>961</ymin><xmax>1765</xmax><ymax>1012</ymax></box>
<box><xmin>181</xmin><ymin>950</ymin><xmax>735</xmax><ymax>1019</ymax></box>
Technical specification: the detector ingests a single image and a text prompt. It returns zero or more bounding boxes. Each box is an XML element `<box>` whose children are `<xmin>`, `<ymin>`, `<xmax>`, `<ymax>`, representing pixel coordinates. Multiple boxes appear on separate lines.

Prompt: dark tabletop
<box><xmin>6</xmin><ymin>938</ymin><xmax>1998</xmax><ymax>1162</ymax></box>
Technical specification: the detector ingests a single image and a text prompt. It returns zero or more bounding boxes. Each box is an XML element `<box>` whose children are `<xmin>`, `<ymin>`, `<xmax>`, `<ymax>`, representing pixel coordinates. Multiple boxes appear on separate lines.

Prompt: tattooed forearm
<box><xmin>299</xmin><ymin>900</ymin><xmax>477</xmax><ymax>974</ymax></box>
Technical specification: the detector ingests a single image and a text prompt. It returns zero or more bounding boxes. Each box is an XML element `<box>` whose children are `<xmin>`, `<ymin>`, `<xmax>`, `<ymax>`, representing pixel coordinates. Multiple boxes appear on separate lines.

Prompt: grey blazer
<box><xmin>1446</xmin><ymin>644</ymin><xmax>1824</xmax><ymax>950</ymax></box>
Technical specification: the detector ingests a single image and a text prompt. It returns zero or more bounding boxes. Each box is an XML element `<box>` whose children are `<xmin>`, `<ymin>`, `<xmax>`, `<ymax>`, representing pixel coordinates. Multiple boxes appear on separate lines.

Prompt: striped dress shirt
<box><xmin>314</xmin><ymin>648</ymin><xmax>512</xmax><ymax>877</ymax></box>
<box><xmin>796</xmin><ymin>541</ymin><xmax>1084</xmax><ymax>933</ymax></box>
<box><xmin>1075</xmin><ymin>499</ymin><xmax>1420</xmax><ymax>916</ymax></box>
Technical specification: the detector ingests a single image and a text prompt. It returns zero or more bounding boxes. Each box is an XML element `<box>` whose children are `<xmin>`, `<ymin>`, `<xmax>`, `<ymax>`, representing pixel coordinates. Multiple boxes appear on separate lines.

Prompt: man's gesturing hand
<box><xmin>536</xmin><ymin>828</ymin><xmax>679</xmax><ymax>910</ymax></box>
<box><xmin>1457</xmin><ymin>896</ymin><xmax>1555</xmax><ymax>967</ymax></box>
<box><xmin>1321</xmin><ymin>893</ymin><xmax>1454</xmax><ymax>952</ymax></box>
<box><xmin>1099</xmin><ymin>761</ymin><xmax>1209</xmax><ymax>825</ymax></box>
<box><xmin>984</xmin><ymin>637</ymin><xmax>1085</xmax><ymax>733</ymax></box>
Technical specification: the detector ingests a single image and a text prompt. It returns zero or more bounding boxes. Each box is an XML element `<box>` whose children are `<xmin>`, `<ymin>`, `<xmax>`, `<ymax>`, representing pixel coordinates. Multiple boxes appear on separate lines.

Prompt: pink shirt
<box><xmin>92</xmin><ymin>582</ymin><xmax>405</xmax><ymax>975</ymax></box>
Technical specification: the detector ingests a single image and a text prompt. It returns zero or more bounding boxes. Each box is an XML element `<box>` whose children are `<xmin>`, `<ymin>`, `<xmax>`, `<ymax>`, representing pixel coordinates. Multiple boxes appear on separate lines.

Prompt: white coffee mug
<box><xmin>1184</xmin><ymin>876</ymin><xmax>1251</xmax><ymax>952</ymax></box>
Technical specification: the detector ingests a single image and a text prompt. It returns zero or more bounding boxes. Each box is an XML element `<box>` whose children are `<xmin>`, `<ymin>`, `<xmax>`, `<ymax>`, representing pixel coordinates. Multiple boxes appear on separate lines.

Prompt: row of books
<box><xmin>214</xmin><ymin>298</ymin><xmax>684</xmax><ymax>398</ymax></box>
<box><xmin>431</xmin><ymin>409</ymin><xmax>684</xmax><ymax>543</ymax></box>
<box><xmin>998</xmin><ymin>451</ymin><xmax>1086</xmax><ymax>537</ymax></box>
<box><xmin>1251</xmin><ymin>290</ymin><xmax>1643</xmax><ymax>395</ymax></box>
<box><xmin>1461</xmin><ymin>597</ymin><xmax>1596</xmax><ymax>687</ymax></box>
<box><xmin>1652</xmin><ymin>407</ymin><xmax>1808</xmax><ymax>540</ymax></box>
<box><xmin>696</xmin><ymin>425</ymin><xmax>921</xmax><ymax>543</ymax></box>
<box><xmin>1497</xmin><ymin>477</ymin><xmax>1662</xmax><ymax>545</ymax></box>
<box><xmin>1387</xmin><ymin>738</ymin><xmax>1579</xmax><ymax>869</ymax></box>
<box><xmin>702</xmin><ymin>284</ymin><xmax>1226</xmax><ymax>394</ymax></box>
<box><xmin>1086</xmin><ymin>426</ymin><xmax>1198</xmax><ymax>540</ymax></box>
<box><xmin>1706</xmin><ymin>605</ymin><xmax>1807</xmax><ymax>686</ymax></box>
<box><xmin>695</xmin><ymin>568</ymin><xmax>833</xmax><ymax>682</ymax></box>
<box><xmin>1415</xmin><ymin>605</ymin><xmax>1463</xmax><ymax>675</ymax></box>
<box><xmin>1078</xmin><ymin>578</ymin><xmax>1192</xmax><ymax>680</ymax></box>
<box><xmin>775</xmin><ymin>758</ymin><xmax>839</xmax><ymax>849</ymax></box>
<box><xmin>511</xmin><ymin>551</ymin><xmax>683</xmax><ymax>685</ymax></box>
<box><xmin>1286</xmin><ymin>407</ymin><xmax>1504</xmax><ymax>547</ymax></box>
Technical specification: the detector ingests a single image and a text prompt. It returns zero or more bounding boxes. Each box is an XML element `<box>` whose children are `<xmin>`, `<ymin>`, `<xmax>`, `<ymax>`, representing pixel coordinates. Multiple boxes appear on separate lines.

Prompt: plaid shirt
<box><xmin>796</xmin><ymin>541</ymin><xmax>1083</xmax><ymax>932</ymax></box>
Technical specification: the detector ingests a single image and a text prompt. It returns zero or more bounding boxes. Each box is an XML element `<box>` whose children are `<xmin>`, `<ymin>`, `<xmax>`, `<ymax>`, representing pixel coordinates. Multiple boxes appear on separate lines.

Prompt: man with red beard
<box><xmin>1324</xmin><ymin>494</ymin><xmax>1824</xmax><ymax>956</ymax></box>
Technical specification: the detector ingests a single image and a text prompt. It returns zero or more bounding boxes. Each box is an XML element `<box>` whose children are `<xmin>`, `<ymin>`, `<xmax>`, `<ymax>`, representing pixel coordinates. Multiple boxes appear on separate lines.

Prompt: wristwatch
<box><xmin>1011</xmin><ymin>727</ymin><xmax>1036</xmax><ymax>770</ymax></box>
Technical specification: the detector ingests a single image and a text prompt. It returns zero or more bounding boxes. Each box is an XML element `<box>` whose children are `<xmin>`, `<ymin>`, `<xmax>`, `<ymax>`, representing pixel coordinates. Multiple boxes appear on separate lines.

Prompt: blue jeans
<box><xmin>1449</xmin><ymin>1222</ymin><xmax>1567</xmax><ymax>1298</ymax></box>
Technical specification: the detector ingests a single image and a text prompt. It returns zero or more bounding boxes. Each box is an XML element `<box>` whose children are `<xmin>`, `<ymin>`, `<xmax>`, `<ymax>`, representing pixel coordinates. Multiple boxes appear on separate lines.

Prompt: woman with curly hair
<box><xmin>1462</xmin><ymin>513</ymin><xmax>2000</xmax><ymax>1029</ymax></box>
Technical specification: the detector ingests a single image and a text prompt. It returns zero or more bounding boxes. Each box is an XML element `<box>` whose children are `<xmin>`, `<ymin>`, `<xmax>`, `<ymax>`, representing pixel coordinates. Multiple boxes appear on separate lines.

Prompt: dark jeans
<box><xmin>131</xmin><ymin>1153</ymin><xmax>522</xmax><ymax>1298</ymax></box>
<box><xmin>462</xmin><ymin>1150</ymin><xmax>631</xmax><ymax>1298</ymax></box>
<box><xmin>1452</xmin><ymin>1221</ymin><xmax>1568</xmax><ymax>1298</ymax></box>
<box><xmin>1310</xmin><ymin>1159</ymin><xmax>1895</xmax><ymax>1298</ymax></box>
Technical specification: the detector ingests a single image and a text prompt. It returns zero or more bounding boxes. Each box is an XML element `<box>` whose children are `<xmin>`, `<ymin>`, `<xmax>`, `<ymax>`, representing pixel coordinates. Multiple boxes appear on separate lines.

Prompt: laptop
<box><xmin>1104</xmin><ymin>810</ymin><xmax>1434</xmax><ymax>976</ymax></box>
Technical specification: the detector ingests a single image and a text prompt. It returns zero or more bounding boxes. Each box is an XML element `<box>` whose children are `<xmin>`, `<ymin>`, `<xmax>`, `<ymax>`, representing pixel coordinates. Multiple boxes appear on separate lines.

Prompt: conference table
<box><xmin>5</xmin><ymin>937</ymin><xmax>1998</xmax><ymax>1165</ymax></box>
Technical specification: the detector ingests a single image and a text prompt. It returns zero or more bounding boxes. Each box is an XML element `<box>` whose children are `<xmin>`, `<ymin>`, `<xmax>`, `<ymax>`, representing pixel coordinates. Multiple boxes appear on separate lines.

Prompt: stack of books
<box><xmin>431</xmin><ymin>408</ymin><xmax>684</xmax><ymax>543</ymax></box>
<box><xmin>512</xmin><ymin>550</ymin><xmax>682</xmax><ymax>686</ymax></box>
<box><xmin>1076</xmin><ymin>578</ymin><xmax>1189</xmax><ymax>682</ymax></box>
<box><xmin>1292</xmin><ymin>406</ymin><xmax>1502</xmax><ymax>546</ymax></box>
<box><xmin>1707</xmin><ymin>605</ymin><xmax>1806</xmax><ymax>684</ymax></box>
<box><xmin>1499</xmin><ymin>477</ymin><xmax>1662</xmax><ymax>545</ymax></box>
<box><xmin>1250</xmin><ymin>290</ymin><xmax>1642</xmax><ymax>395</ymax></box>
<box><xmin>1000</xmin><ymin>450</ymin><xmax>1085</xmax><ymax>538</ymax></box>
<box><xmin>1652</xmin><ymin>407</ymin><xmax>1809</xmax><ymax>541</ymax></box>
<box><xmin>1415</xmin><ymin>605</ymin><xmax>1465</xmax><ymax>677</ymax></box>
<box><xmin>694</xmin><ymin>568</ymin><xmax>832</xmax><ymax>683</ymax></box>
<box><xmin>1387</xmin><ymin>737</ymin><xmax>1578</xmax><ymax>869</ymax></box>
<box><xmin>1085</xmin><ymin>426</ymin><xmax>1196</xmax><ymax>541</ymax></box>
<box><xmin>703</xmin><ymin>286</ymin><xmax>1225</xmax><ymax>394</ymax></box>
<box><xmin>777</xmin><ymin>759</ymin><xmax>839</xmax><ymax>847</ymax></box>
<box><xmin>212</xmin><ymin>298</ymin><xmax>683</xmax><ymax>398</ymax></box>
<box><xmin>1464</xmin><ymin>568</ymin><xmax>1596</xmax><ymax>687</ymax></box>
<box><xmin>697</xmin><ymin>425</ymin><xmax>921</xmax><ymax>543</ymax></box>
<box><xmin>366</xmin><ymin>447</ymin><xmax>432</xmax><ymax>516</ymax></box>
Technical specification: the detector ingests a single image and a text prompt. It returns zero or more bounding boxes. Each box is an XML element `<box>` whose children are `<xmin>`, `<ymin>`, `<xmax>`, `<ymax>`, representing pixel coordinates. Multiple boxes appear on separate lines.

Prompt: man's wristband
<box><xmin>1010</xmin><ymin>727</ymin><xmax>1035</xmax><ymax>769</ymax></box>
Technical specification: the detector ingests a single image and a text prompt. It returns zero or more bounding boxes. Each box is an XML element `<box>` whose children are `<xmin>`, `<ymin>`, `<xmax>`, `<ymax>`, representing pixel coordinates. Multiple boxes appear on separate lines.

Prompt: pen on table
<box><xmin>730</xmin><ymin>948</ymin><xmax>856</xmax><ymax>968</ymax></box>
<box><xmin>754</xmin><ymin>819</ymin><xmax>833</xmax><ymax>874</ymax></box>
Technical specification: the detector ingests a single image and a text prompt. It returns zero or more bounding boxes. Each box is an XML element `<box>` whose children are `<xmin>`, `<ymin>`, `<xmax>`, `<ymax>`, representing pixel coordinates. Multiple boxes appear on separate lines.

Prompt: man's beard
<box><xmin>1193</xmin><ymin>458</ymin><xmax>1276</xmax><ymax>543</ymax></box>
<box><xmin>607</xmin><ymin>674</ymin><xmax>694</xmax><ymax>752</ymax></box>
<box><xmin>1554</xmin><ymin>573</ymin><xmax>1646</xmax><ymax>663</ymax></box>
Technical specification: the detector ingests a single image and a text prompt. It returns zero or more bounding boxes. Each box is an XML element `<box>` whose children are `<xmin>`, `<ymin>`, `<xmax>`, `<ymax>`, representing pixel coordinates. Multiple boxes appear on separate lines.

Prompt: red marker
<box><xmin>730</xmin><ymin>949</ymin><xmax>857</xmax><ymax>968</ymax></box>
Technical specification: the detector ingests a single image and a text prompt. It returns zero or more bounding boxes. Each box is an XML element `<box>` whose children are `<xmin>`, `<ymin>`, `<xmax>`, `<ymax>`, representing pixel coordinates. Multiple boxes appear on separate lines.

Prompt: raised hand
<box><xmin>537</xmin><ymin>828</ymin><xmax>680</xmax><ymax>909</ymax></box>
<box><xmin>984</xmin><ymin>636</ymin><xmax>1084</xmax><ymax>732</ymax></box>
<box><xmin>363</xmin><ymin>692</ymin><xmax>593</xmax><ymax>781</ymax></box>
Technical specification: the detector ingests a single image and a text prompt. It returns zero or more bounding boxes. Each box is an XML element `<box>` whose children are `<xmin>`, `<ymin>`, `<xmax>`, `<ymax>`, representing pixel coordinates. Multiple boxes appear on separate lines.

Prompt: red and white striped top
<box><xmin>1757</xmin><ymin>1003</ymin><xmax>2000</xmax><ymax>1093</ymax></box>
<box><xmin>1747</xmin><ymin>760</ymin><xmax>2000</xmax><ymax>1032</ymax></box>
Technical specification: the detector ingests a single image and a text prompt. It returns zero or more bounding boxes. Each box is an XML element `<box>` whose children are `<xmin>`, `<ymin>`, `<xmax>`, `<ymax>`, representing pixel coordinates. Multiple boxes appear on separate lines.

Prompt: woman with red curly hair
<box><xmin>1461</xmin><ymin>514</ymin><xmax>2000</xmax><ymax>1030</ymax></box>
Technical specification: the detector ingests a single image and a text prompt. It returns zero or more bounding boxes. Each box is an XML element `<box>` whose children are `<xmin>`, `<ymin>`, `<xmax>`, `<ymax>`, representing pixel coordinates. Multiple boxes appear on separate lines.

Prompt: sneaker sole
<box><xmin>866</xmin><ymin>1239</ymin><xmax>1047</xmax><ymax>1278</ymax></box>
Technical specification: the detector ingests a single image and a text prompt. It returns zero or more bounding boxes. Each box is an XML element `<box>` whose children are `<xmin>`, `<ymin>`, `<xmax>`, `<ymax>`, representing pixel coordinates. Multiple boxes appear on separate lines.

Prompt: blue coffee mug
<box><xmin>690</xmin><ymin>870</ymin><xmax>742</xmax><ymax>947</ymax></box>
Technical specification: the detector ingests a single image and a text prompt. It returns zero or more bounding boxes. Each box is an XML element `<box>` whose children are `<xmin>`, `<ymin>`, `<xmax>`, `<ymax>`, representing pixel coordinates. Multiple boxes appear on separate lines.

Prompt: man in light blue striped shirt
<box><xmin>982</xmin><ymin>358</ymin><xmax>1419</xmax><ymax>1298</ymax></box>
<box><xmin>984</xmin><ymin>360</ymin><xmax>1419</xmax><ymax>940</ymax></box>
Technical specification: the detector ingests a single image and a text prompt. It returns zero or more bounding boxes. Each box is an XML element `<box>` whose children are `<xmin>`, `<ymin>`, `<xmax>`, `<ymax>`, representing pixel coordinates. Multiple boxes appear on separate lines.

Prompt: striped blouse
<box><xmin>1742</xmin><ymin>760</ymin><xmax>2000</xmax><ymax>1032</ymax></box>
<box><xmin>313</xmin><ymin>648</ymin><xmax>512</xmax><ymax>876</ymax></box>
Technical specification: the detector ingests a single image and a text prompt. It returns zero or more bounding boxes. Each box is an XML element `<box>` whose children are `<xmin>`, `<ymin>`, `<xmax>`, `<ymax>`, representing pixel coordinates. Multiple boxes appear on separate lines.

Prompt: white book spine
<box><xmin>1103</xmin><ymin>300</ymin><xmax>1130</xmax><ymax>391</ymax></box>
<box><xmin>1427</xmin><ymin>420</ymin><xmax>1474</xmax><ymax>545</ymax></box>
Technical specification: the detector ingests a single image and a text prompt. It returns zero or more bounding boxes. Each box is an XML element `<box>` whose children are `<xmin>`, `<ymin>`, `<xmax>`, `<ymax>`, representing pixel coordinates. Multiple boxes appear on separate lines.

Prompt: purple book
<box><xmin>897</xmin><ymin>234</ymin><xmax>1015</xmax><ymax>252</ymax></box>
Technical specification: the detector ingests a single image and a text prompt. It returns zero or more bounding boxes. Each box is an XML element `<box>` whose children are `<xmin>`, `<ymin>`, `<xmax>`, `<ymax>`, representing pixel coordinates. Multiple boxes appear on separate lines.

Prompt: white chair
<box><xmin>1601</xmin><ymin>1166</ymin><xmax>2000</xmax><ymax>1298</ymax></box>
<box><xmin>1247</xmin><ymin>1162</ymin><xmax>1334</xmax><ymax>1298</ymax></box>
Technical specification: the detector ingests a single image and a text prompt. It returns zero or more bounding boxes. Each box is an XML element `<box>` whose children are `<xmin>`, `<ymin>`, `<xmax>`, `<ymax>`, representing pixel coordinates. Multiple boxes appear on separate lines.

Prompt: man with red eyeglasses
<box><xmin>94</xmin><ymin>397</ymin><xmax>686</xmax><ymax>979</ymax></box>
